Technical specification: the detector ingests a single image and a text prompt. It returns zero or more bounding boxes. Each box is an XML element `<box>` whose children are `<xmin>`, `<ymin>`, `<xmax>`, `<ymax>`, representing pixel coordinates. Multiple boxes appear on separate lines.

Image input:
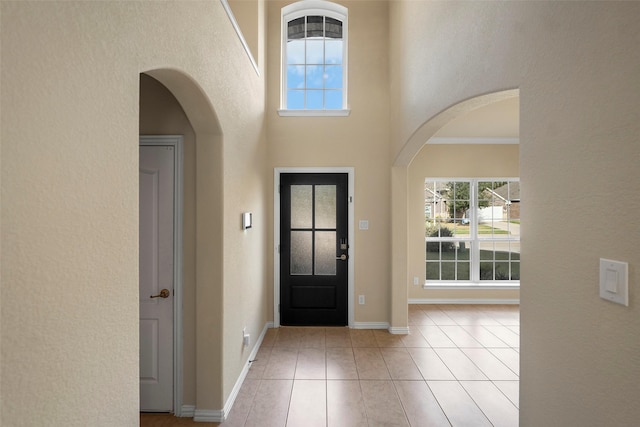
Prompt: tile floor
<box><xmin>141</xmin><ymin>304</ymin><xmax>520</xmax><ymax>427</ymax></box>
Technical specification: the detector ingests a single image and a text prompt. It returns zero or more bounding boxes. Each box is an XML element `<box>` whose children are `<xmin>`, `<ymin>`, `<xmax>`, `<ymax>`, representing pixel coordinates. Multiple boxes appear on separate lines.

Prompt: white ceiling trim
<box><xmin>428</xmin><ymin>137</ymin><xmax>519</xmax><ymax>145</ymax></box>
<box><xmin>220</xmin><ymin>0</ymin><xmax>260</xmax><ymax>76</ymax></box>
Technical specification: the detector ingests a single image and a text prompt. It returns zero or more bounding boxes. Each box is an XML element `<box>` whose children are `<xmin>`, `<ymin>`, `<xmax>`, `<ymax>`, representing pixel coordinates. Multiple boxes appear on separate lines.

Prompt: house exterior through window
<box><xmin>279</xmin><ymin>0</ymin><xmax>348</xmax><ymax>116</ymax></box>
<box><xmin>425</xmin><ymin>179</ymin><xmax>521</xmax><ymax>286</ymax></box>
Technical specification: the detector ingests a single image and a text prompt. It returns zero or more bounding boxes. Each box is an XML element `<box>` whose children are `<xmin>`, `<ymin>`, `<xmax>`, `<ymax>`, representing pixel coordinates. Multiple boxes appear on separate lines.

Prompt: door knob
<box><xmin>150</xmin><ymin>289</ymin><xmax>170</xmax><ymax>299</ymax></box>
<box><xmin>336</xmin><ymin>254</ymin><xmax>348</xmax><ymax>261</ymax></box>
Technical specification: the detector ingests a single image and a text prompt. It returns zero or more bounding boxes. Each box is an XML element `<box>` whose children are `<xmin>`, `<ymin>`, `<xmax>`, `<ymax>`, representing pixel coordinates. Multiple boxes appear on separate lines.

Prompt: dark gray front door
<box><xmin>280</xmin><ymin>173</ymin><xmax>348</xmax><ymax>326</ymax></box>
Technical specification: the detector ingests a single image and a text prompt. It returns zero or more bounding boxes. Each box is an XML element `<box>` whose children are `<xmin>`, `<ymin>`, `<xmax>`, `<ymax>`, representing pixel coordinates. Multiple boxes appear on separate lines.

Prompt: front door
<box><xmin>280</xmin><ymin>173</ymin><xmax>348</xmax><ymax>326</ymax></box>
<box><xmin>139</xmin><ymin>144</ymin><xmax>174</xmax><ymax>411</ymax></box>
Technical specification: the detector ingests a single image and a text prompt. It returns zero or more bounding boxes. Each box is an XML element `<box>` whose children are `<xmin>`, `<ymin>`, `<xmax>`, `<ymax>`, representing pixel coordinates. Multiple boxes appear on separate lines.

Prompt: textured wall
<box><xmin>1</xmin><ymin>1</ymin><xmax>267</xmax><ymax>424</ymax></box>
<box><xmin>390</xmin><ymin>1</ymin><xmax>640</xmax><ymax>425</ymax></box>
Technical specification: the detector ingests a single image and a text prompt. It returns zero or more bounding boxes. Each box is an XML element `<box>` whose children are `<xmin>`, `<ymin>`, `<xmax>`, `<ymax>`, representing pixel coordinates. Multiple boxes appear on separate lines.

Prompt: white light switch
<box><xmin>605</xmin><ymin>270</ymin><xmax>618</xmax><ymax>293</ymax></box>
<box><xmin>599</xmin><ymin>258</ymin><xmax>628</xmax><ymax>306</ymax></box>
<box><xmin>359</xmin><ymin>220</ymin><xmax>369</xmax><ymax>230</ymax></box>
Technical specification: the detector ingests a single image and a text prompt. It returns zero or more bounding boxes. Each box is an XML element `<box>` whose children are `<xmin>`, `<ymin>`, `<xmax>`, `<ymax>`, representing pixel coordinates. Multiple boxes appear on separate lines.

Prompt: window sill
<box><xmin>278</xmin><ymin>109</ymin><xmax>351</xmax><ymax>117</ymax></box>
<box><xmin>423</xmin><ymin>282</ymin><xmax>520</xmax><ymax>290</ymax></box>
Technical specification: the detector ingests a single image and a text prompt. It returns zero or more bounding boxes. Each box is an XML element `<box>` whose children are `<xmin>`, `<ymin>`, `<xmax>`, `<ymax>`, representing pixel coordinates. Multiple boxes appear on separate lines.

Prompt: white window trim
<box><xmin>424</xmin><ymin>178</ymin><xmax>521</xmax><ymax>288</ymax></box>
<box><xmin>279</xmin><ymin>0</ymin><xmax>349</xmax><ymax>115</ymax></box>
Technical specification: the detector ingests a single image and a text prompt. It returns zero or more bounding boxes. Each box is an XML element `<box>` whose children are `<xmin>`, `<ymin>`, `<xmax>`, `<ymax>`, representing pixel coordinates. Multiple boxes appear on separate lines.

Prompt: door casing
<box><xmin>140</xmin><ymin>135</ymin><xmax>184</xmax><ymax>415</ymax></box>
<box><xmin>274</xmin><ymin>167</ymin><xmax>355</xmax><ymax>328</ymax></box>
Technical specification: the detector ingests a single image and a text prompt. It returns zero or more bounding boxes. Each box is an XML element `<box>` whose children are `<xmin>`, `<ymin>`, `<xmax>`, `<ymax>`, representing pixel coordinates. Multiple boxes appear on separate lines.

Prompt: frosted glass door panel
<box><xmin>291</xmin><ymin>231</ymin><xmax>313</xmax><ymax>275</ymax></box>
<box><xmin>291</xmin><ymin>185</ymin><xmax>312</xmax><ymax>228</ymax></box>
<box><xmin>315</xmin><ymin>185</ymin><xmax>336</xmax><ymax>229</ymax></box>
<box><xmin>315</xmin><ymin>231</ymin><xmax>337</xmax><ymax>275</ymax></box>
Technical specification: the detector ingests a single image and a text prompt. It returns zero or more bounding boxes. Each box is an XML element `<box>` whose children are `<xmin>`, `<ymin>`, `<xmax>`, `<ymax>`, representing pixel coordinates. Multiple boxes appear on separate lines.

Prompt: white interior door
<box><xmin>140</xmin><ymin>145</ymin><xmax>175</xmax><ymax>412</ymax></box>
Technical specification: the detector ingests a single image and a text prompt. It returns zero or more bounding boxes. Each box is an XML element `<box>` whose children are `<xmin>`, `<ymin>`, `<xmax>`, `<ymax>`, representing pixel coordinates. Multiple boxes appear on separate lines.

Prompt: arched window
<box><xmin>280</xmin><ymin>0</ymin><xmax>349</xmax><ymax>116</ymax></box>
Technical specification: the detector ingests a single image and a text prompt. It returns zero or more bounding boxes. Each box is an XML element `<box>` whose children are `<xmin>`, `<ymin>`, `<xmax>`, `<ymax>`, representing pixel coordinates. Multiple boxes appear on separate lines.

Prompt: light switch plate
<box><xmin>599</xmin><ymin>258</ymin><xmax>628</xmax><ymax>306</ymax></box>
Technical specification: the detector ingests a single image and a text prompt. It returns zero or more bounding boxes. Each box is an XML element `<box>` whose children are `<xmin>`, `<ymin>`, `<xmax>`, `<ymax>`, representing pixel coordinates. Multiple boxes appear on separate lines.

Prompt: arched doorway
<box><xmin>139</xmin><ymin>70</ymin><xmax>224</xmax><ymax>415</ymax></box>
<box><xmin>390</xmin><ymin>89</ymin><xmax>520</xmax><ymax>330</ymax></box>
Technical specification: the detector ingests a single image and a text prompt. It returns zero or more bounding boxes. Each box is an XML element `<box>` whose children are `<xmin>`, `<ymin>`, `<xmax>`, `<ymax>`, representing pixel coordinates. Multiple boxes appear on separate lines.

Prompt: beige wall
<box><xmin>390</xmin><ymin>1</ymin><xmax>640</xmax><ymax>425</ymax></box>
<box><xmin>408</xmin><ymin>144</ymin><xmax>520</xmax><ymax>301</ymax></box>
<box><xmin>1</xmin><ymin>1</ymin><xmax>267</xmax><ymax>424</ymax></box>
<box><xmin>228</xmin><ymin>0</ymin><xmax>260</xmax><ymax>66</ymax></box>
<box><xmin>266</xmin><ymin>0</ymin><xmax>392</xmax><ymax>324</ymax></box>
<box><xmin>3</xmin><ymin>1</ymin><xmax>640</xmax><ymax>426</ymax></box>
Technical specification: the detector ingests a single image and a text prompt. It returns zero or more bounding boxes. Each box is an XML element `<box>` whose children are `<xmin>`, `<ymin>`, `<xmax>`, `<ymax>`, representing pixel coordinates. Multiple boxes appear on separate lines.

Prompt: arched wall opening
<box><xmin>139</xmin><ymin>69</ymin><xmax>225</xmax><ymax>412</ymax></box>
<box><xmin>391</xmin><ymin>89</ymin><xmax>520</xmax><ymax>329</ymax></box>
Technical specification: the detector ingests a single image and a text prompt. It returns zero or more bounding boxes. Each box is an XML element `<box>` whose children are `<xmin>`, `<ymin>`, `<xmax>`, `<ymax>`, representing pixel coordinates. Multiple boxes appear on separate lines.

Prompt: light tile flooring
<box><xmin>141</xmin><ymin>304</ymin><xmax>520</xmax><ymax>427</ymax></box>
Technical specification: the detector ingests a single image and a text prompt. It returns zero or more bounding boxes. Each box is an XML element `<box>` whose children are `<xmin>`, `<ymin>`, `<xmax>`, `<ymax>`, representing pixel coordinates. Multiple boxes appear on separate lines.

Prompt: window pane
<box><xmin>315</xmin><ymin>231</ymin><xmax>336</xmax><ymax>275</ymax></box>
<box><xmin>457</xmin><ymin>242</ymin><xmax>470</xmax><ymax>260</ymax></box>
<box><xmin>306</xmin><ymin>65</ymin><xmax>323</xmax><ymax>89</ymax></box>
<box><xmin>457</xmin><ymin>262</ymin><xmax>470</xmax><ymax>280</ymax></box>
<box><xmin>506</xmin><ymin>203</ymin><xmax>520</xmax><ymax>238</ymax></box>
<box><xmin>432</xmin><ymin>220</ymin><xmax>452</xmax><ymax>239</ymax></box>
<box><xmin>325</xmin><ymin>90</ymin><xmax>343</xmax><ymax>109</ymax></box>
<box><xmin>426</xmin><ymin>240</ymin><xmax>439</xmax><ymax>255</ymax></box>
<box><xmin>426</xmin><ymin>262</ymin><xmax>440</xmax><ymax>280</ymax></box>
<box><xmin>306</xmin><ymin>90</ymin><xmax>323</xmax><ymax>109</ymax></box>
<box><xmin>324</xmin><ymin>65</ymin><xmax>343</xmax><ymax>89</ymax></box>
<box><xmin>425</xmin><ymin>241</ymin><xmax>440</xmax><ymax>260</ymax></box>
<box><xmin>509</xmin><ymin>242</ymin><xmax>520</xmax><ymax>280</ymax></box>
<box><xmin>451</xmin><ymin>181</ymin><xmax>470</xmax><ymax>222</ymax></box>
<box><xmin>287</xmin><ymin>40</ymin><xmax>305</xmax><ymax>65</ymax></box>
<box><xmin>510</xmin><ymin>261</ymin><xmax>520</xmax><ymax>280</ymax></box>
<box><xmin>480</xmin><ymin>262</ymin><xmax>494</xmax><ymax>280</ymax></box>
<box><xmin>325</xmin><ymin>40</ymin><xmax>343</xmax><ymax>64</ymax></box>
<box><xmin>288</xmin><ymin>17</ymin><xmax>305</xmax><ymax>40</ymax></box>
<box><xmin>315</xmin><ymin>185</ymin><xmax>336</xmax><ymax>228</ymax></box>
<box><xmin>479</xmin><ymin>241</ymin><xmax>494</xmax><ymax>260</ymax></box>
<box><xmin>325</xmin><ymin>17</ymin><xmax>342</xmax><ymax>39</ymax></box>
<box><xmin>495</xmin><ymin>262</ymin><xmax>510</xmax><ymax>280</ymax></box>
<box><xmin>291</xmin><ymin>231</ymin><xmax>312</xmax><ymax>275</ymax></box>
<box><xmin>509</xmin><ymin>241</ymin><xmax>521</xmax><ymax>260</ymax></box>
<box><xmin>441</xmin><ymin>262</ymin><xmax>455</xmax><ymax>280</ymax></box>
<box><xmin>306</xmin><ymin>16</ymin><xmax>324</xmax><ymax>37</ymax></box>
<box><xmin>287</xmin><ymin>65</ymin><xmax>304</xmax><ymax>89</ymax></box>
<box><xmin>287</xmin><ymin>90</ymin><xmax>304</xmax><ymax>110</ymax></box>
<box><xmin>291</xmin><ymin>185</ymin><xmax>312</xmax><ymax>228</ymax></box>
<box><xmin>306</xmin><ymin>40</ymin><xmax>324</xmax><ymax>65</ymax></box>
<box><xmin>452</xmin><ymin>220</ymin><xmax>470</xmax><ymax>238</ymax></box>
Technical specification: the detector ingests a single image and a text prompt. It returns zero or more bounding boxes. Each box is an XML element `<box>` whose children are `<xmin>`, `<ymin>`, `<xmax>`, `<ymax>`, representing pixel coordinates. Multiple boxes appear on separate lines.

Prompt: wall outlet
<box><xmin>413</xmin><ymin>276</ymin><xmax>420</xmax><ymax>286</ymax></box>
<box><xmin>358</xmin><ymin>295</ymin><xmax>365</xmax><ymax>305</ymax></box>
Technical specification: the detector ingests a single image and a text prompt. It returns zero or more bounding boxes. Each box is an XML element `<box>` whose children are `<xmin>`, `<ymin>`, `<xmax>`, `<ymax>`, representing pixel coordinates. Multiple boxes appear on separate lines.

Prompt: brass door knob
<box><xmin>150</xmin><ymin>289</ymin><xmax>170</xmax><ymax>299</ymax></box>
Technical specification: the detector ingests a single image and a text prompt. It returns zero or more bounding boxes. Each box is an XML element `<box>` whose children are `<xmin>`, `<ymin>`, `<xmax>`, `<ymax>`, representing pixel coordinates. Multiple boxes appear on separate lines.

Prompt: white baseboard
<box><xmin>179</xmin><ymin>405</ymin><xmax>195</xmax><ymax>418</ymax></box>
<box><xmin>191</xmin><ymin>321</ymin><xmax>273</xmax><ymax>423</ymax></box>
<box><xmin>352</xmin><ymin>322</ymin><xmax>390</xmax><ymax>330</ymax></box>
<box><xmin>409</xmin><ymin>298</ymin><xmax>520</xmax><ymax>305</ymax></box>
<box><xmin>193</xmin><ymin>409</ymin><xmax>224</xmax><ymax>422</ymax></box>
<box><xmin>221</xmin><ymin>322</ymin><xmax>272</xmax><ymax>417</ymax></box>
<box><xmin>388</xmin><ymin>326</ymin><xmax>410</xmax><ymax>335</ymax></box>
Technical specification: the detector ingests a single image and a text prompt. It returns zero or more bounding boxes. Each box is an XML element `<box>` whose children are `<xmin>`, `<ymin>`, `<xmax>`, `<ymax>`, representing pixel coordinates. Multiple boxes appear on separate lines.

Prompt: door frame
<box><xmin>140</xmin><ymin>135</ymin><xmax>184</xmax><ymax>415</ymax></box>
<box><xmin>274</xmin><ymin>167</ymin><xmax>355</xmax><ymax>328</ymax></box>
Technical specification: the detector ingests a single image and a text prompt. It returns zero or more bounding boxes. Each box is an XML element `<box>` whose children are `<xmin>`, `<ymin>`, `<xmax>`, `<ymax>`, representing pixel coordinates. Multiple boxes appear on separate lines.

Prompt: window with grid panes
<box><xmin>425</xmin><ymin>179</ymin><xmax>520</xmax><ymax>285</ymax></box>
<box><xmin>280</xmin><ymin>1</ymin><xmax>348</xmax><ymax>116</ymax></box>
